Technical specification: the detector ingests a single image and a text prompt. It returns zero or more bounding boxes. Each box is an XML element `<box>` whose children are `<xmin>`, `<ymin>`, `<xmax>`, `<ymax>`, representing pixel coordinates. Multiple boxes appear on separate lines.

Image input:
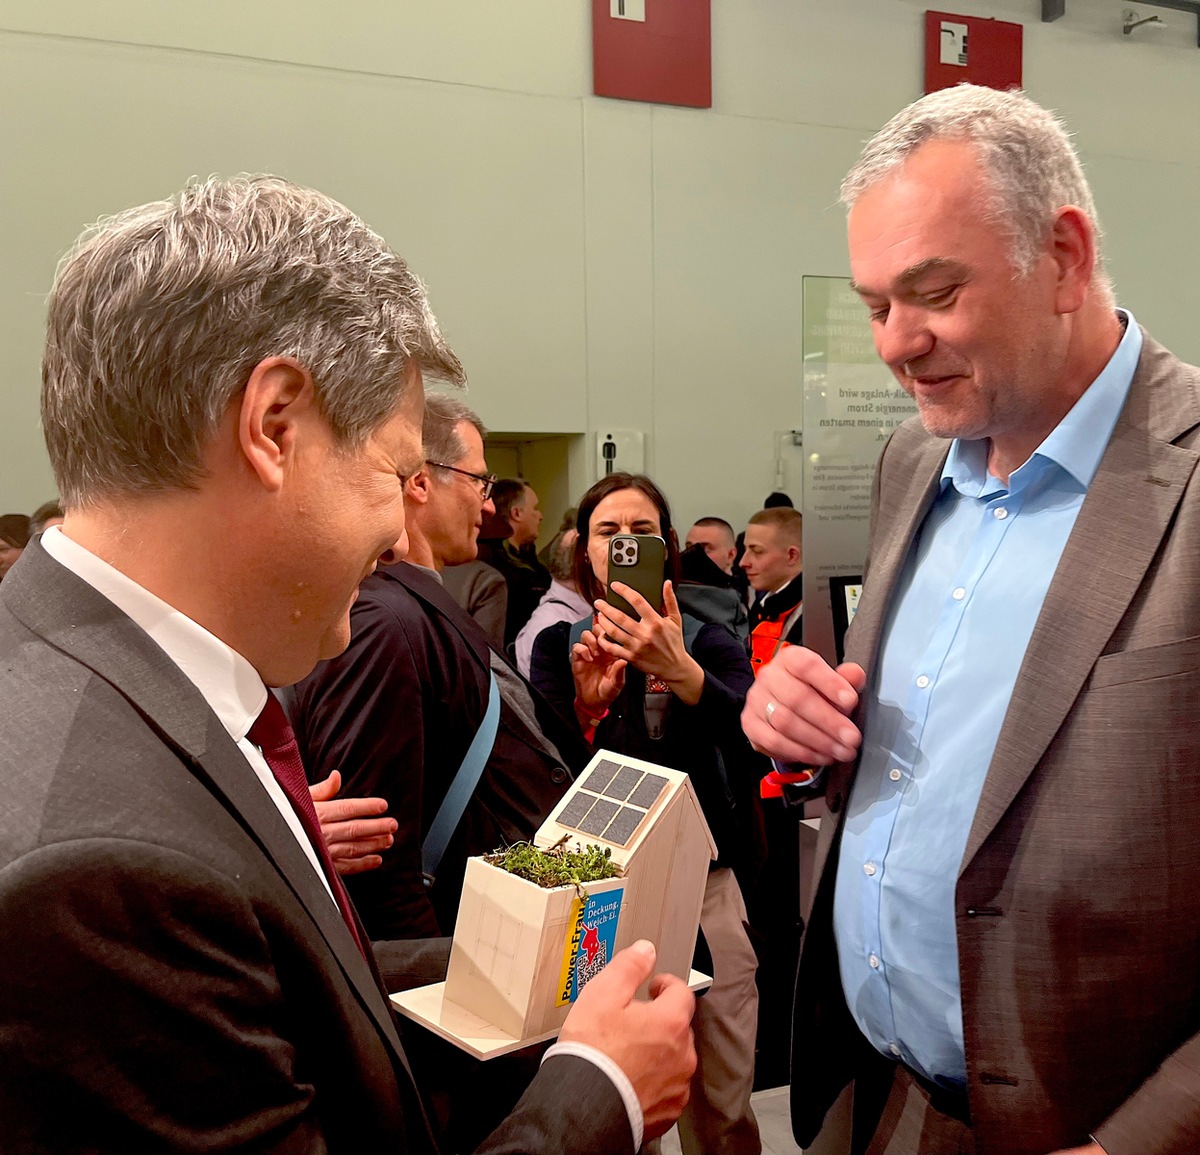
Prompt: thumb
<box><xmin>578</xmin><ymin>939</ymin><xmax>656</xmax><ymax>1004</ymax></box>
<box><xmin>836</xmin><ymin>662</ymin><xmax>868</xmax><ymax>693</ymax></box>
<box><xmin>308</xmin><ymin>769</ymin><xmax>341</xmax><ymax>802</ymax></box>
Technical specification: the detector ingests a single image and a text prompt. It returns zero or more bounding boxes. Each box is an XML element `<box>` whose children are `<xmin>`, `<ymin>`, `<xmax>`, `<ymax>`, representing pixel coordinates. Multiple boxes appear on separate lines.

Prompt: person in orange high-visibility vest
<box><xmin>740</xmin><ymin>508</ymin><xmax>803</xmax><ymax>677</ymax></box>
<box><xmin>739</xmin><ymin>507</ymin><xmax>808</xmax><ymax>1089</ymax></box>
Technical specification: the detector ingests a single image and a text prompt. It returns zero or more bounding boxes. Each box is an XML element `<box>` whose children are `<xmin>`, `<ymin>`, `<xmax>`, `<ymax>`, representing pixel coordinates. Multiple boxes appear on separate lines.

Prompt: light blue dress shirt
<box><xmin>833</xmin><ymin>312</ymin><xmax>1143</xmax><ymax>1088</ymax></box>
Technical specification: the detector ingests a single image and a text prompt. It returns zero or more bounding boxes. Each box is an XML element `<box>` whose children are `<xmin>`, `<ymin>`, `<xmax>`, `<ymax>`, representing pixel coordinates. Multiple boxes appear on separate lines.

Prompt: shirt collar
<box><xmin>941</xmin><ymin>309</ymin><xmax>1142</xmax><ymax>497</ymax></box>
<box><xmin>39</xmin><ymin>526</ymin><xmax>267</xmax><ymax>742</ymax></box>
<box><xmin>762</xmin><ymin>572</ymin><xmax>802</xmax><ymax>603</ymax></box>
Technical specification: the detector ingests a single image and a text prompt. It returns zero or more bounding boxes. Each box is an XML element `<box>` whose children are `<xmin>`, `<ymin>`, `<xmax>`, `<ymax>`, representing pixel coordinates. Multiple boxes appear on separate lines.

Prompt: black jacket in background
<box><xmin>678</xmin><ymin>544</ymin><xmax>750</xmax><ymax>642</ymax></box>
<box><xmin>479</xmin><ymin>539</ymin><xmax>551</xmax><ymax>649</ymax></box>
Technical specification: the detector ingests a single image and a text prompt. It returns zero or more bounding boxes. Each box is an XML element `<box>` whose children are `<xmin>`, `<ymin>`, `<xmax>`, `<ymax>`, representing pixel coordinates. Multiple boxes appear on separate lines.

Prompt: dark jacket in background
<box><xmin>479</xmin><ymin>538</ymin><xmax>551</xmax><ymax>650</ymax></box>
<box><xmin>441</xmin><ymin>559</ymin><xmax>508</xmax><ymax>651</ymax></box>
<box><xmin>678</xmin><ymin>544</ymin><xmax>750</xmax><ymax>642</ymax></box>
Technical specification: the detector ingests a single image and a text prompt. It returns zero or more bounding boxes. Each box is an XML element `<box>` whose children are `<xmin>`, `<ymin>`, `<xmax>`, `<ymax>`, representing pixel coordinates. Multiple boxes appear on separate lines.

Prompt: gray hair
<box><xmin>42</xmin><ymin>175</ymin><xmax>465</xmax><ymax>507</ymax></box>
<box><xmin>422</xmin><ymin>390</ymin><xmax>486</xmax><ymax>471</ymax></box>
<box><xmin>546</xmin><ymin>530</ymin><xmax>576</xmax><ymax>583</ymax></box>
<box><xmin>841</xmin><ymin>85</ymin><xmax>1113</xmax><ymax>302</ymax></box>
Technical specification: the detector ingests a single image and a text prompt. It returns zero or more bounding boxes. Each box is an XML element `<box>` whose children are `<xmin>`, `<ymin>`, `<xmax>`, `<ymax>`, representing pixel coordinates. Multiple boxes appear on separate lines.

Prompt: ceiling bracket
<box><xmin>1043</xmin><ymin>0</ymin><xmax>1200</xmax><ymax>45</ymax></box>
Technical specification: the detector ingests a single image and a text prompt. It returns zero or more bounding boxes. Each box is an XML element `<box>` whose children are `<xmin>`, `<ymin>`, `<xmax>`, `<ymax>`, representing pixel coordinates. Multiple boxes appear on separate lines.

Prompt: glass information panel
<box><xmin>801</xmin><ymin>276</ymin><xmax>917</xmax><ymax>665</ymax></box>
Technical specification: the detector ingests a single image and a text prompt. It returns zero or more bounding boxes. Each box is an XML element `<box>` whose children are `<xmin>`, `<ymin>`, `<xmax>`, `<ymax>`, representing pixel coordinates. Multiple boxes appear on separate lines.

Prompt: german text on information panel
<box><xmin>801</xmin><ymin>276</ymin><xmax>917</xmax><ymax>664</ymax></box>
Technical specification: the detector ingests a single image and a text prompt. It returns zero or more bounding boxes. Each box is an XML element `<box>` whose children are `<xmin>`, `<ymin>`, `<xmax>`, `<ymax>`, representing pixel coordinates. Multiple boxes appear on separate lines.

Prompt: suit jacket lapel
<box><xmin>182</xmin><ymin>715</ymin><xmax>418</xmax><ymax>1081</ymax></box>
<box><xmin>961</xmin><ymin>331</ymin><xmax>1200</xmax><ymax>869</ymax></box>
<box><xmin>4</xmin><ymin>545</ymin><xmax>416</xmax><ymax>1081</ymax></box>
<box><xmin>845</xmin><ymin>431</ymin><xmax>950</xmax><ymax>674</ymax></box>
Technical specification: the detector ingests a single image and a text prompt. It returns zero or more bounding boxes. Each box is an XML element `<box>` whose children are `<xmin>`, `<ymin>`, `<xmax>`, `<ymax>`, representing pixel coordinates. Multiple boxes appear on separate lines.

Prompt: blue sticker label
<box><xmin>556</xmin><ymin>886</ymin><xmax>624</xmax><ymax>1006</ymax></box>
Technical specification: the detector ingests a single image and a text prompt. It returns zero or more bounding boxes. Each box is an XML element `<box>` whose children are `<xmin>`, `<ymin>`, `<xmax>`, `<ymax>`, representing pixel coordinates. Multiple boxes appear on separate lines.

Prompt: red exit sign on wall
<box><xmin>593</xmin><ymin>0</ymin><xmax>712</xmax><ymax>109</ymax></box>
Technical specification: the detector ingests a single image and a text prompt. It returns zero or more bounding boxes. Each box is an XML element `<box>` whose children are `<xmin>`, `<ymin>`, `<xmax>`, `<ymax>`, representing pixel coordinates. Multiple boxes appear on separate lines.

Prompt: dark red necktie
<box><xmin>248</xmin><ymin>694</ymin><xmax>367</xmax><ymax>959</ymax></box>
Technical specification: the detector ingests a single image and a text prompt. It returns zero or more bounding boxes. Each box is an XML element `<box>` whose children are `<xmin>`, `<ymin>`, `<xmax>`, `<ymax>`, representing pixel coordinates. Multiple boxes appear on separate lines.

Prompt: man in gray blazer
<box><xmin>744</xmin><ymin>86</ymin><xmax>1200</xmax><ymax>1155</ymax></box>
<box><xmin>0</xmin><ymin>176</ymin><xmax>695</xmax><ymax>1153</ymax></box>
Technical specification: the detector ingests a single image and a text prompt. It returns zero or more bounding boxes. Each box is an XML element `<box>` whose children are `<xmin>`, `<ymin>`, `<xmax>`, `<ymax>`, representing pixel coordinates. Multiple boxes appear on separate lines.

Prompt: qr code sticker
<box><xmin>576</xmin><ymin>941</ymin><xmax>608</xmax><ymax>991</ymax></box>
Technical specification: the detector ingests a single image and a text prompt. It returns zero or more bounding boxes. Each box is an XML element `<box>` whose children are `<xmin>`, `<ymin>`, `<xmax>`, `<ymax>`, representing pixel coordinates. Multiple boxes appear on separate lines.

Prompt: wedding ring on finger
<box><xmin>765</xmin><ymin>700</ymin><xmax>778</xmax><ymax>727</ymax></box>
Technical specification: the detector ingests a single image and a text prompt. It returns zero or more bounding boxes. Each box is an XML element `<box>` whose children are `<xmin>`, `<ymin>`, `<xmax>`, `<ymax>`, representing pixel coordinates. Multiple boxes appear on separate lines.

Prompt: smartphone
<box><xmin>607</xmin><ymin>534</ymin><xmax>666</xmax><ymax>620</ymax></box>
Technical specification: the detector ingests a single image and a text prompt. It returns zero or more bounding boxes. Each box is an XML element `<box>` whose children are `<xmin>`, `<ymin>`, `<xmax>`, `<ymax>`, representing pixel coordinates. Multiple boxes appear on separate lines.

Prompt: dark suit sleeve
<box><xmin>372</xmin><ymin>935</ymin><xmax>452</xmax><ymax>992</ymax></box>
<box><xmin>476</xmin><ymin>1054</ymin><xmax>634</xmax><ymax>1155</ymax></box>
<box><xmin>293</xmin><ymin>593</ymin><xmax>442</xmax><ymax>938</ymax></box>
<box><xmin>0</xmin><ymin>839</ymin><xmax>326</xmax><ymax>1153</ymax></box>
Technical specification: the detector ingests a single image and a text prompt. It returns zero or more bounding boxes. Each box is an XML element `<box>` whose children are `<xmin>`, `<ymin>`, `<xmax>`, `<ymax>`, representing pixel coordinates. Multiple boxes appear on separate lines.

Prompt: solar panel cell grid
<box><xmin>628</xmin><ymin>773</ymin><xmax>668</xmax><ymax>809</ymax></box>
<box><xmin>576</xmin><ymin>798</ymin><xmax>620</xmax><ymax>836</ymax></box>
<box><xmin>602</xmin><ymin>806</ymin><xmax>644</xmax><ymax>846</ymax></box>
<box><xmin>582</xmin><ymin>760</ymin><xmax>622</xmax><ymax>793</ymax></box>
<box><xmin>557</xmin><ymin>792</ymin><xmax>596</xmax><ymax>829</ymax></box>
<box><xmin>602</xmin><ymin>766</ymin><xmax>643</xmax><ymax>801</ymax></box>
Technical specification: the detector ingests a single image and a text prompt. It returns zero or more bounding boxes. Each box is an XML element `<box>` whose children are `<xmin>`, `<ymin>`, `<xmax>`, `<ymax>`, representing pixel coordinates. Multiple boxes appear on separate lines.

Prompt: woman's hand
<box><xmin>594</xmin><ymin>582</ymin><xmax>706</xmax><ymax>706</ymax></box>
<box><xmin>571</xmin><ymin>625</ymin><xmax>628</xmax><ymax>721</ymax></box>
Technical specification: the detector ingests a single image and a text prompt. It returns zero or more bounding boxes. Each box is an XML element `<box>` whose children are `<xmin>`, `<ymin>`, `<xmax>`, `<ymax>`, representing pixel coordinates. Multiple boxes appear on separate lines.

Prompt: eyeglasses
<box><xmin>427</xmin><ymin>461</ymin><xmax>497</xmax><ymax>501</ymax></box>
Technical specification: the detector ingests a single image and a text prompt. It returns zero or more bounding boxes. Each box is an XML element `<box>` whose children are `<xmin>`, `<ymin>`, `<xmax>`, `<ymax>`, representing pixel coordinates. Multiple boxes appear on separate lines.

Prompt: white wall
<box><xmin>2</xmin><ymin>0</ymin><xmax>1198</xmax><ymax>531</ymax></box>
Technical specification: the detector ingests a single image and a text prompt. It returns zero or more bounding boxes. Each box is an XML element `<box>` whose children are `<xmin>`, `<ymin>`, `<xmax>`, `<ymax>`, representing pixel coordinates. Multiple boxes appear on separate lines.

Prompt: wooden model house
<box><xmin>391</xmin><ymin>749</ymin><xmax>717</xmax><ymax>1058</ymax></box>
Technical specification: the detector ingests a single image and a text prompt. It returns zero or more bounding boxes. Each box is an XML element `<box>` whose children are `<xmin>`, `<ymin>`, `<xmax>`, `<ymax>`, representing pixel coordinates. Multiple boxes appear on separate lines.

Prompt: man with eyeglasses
<box><xmin>440</xmin><ymin>466</ymin><xmax>512</xmax><ymax>651</ymax></box>
<box><xmin>424</xmin><ymin>459</ymin><xmax>499</xmax><ymax>502</ymax></box>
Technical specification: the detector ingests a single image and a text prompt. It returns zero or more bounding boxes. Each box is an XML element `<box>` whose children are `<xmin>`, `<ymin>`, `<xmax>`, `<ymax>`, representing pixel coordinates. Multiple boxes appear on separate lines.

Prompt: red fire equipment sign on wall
<box><xmin>924</xmin><ymin>10</ymin><xmax>1023</xmax><ymax>95</ymax></box>
<box><xmin>592</xmin><ymin>0</ymin><xmax>712</xmax><ymax>109</ymax></box>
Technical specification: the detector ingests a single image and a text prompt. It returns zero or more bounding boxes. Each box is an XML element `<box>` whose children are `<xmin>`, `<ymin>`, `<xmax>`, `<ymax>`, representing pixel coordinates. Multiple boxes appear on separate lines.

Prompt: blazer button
<box><xmin>550</xmin><ymin>767</ymin><xmax>567</xmax><ymax>784</ymax></box>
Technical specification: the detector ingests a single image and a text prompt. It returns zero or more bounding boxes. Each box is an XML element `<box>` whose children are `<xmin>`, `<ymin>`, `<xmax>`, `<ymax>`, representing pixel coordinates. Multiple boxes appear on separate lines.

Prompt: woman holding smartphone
<box><xmin>530</xmin><ymin>472</ymin><xmax>762</xmax><ymax>1155</ymax></box>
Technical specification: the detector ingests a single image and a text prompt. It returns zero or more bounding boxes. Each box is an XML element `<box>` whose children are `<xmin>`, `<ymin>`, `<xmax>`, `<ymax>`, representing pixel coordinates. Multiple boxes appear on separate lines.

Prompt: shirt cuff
<box><xmin>542</xmin><ymin>1040</ymin><xmax>643</xmax><ymax>1151</ymax></box>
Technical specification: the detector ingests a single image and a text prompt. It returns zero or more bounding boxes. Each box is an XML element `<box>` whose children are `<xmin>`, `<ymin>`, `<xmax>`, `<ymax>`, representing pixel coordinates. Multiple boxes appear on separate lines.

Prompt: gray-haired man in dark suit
<box><xmin>0</xmin><ymin>176</ymin><xmax>695</xmax><ymax>1154</ymax></box>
